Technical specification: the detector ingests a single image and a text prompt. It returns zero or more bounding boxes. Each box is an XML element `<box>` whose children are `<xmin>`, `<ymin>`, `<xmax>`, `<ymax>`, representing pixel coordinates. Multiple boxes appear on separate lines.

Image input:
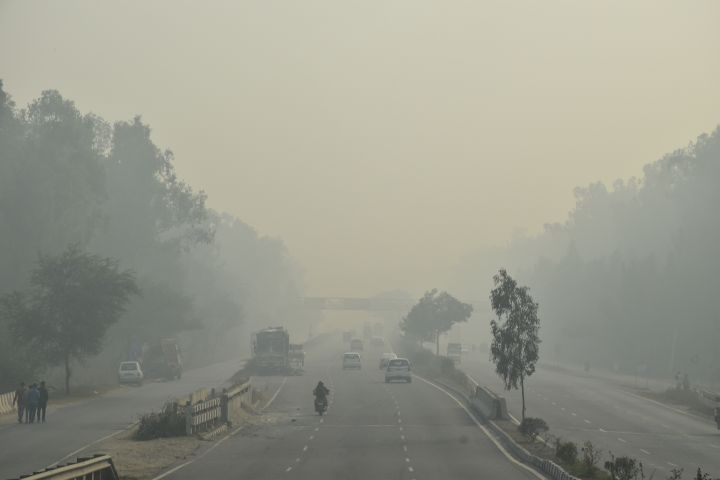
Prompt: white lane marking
<box><xmin>48</xmin><ymin>422</ymin><xmax>137</xmax><ymax>467</ymax></box>
<box><xmin>399</xmin><ymin>427</ymin><xmax>403</xmax><ymax>431</ymax></box>
<box><xmin>552</xmin><ymin>402</ymin><xmax>557</xmax><ymax>406</ymax></box>
<box><xmin>660</xmin><ymin>423</ymin><xmax>670</xmax><ymax>429</ymax></box>
<box><xmin>408</xmin><ymin>466</ymin><xmax>414</xmax><ymax>472</ymax></box>
<box><xmin>618</xmin><ymin>437</ymin><xmax>627</xmax><ymax>443</ymax></box>
<box><xmin>599</xmin><ymin>428</ymin><xmax>607</xmax><ymax>432</ymax></box>
<box><xmin>314</xmin><ymin>427</ymin><xmax>319</xmax><ymax>431</ymax></box>
<box><xmin>667</xmin><ymin>462</ymin><xmax>679</xmax><ymax>467</ymax></box>
<box><xmin>303</xmin><ymin>445</ymin><xmax>308</xmax><ymax>451</ymax></box>
<box><xmin>320</xmin><ymin>418</ymin><xmax>324</xmax><ymax>423</ymax></box>
<box><xmin>584</xmin><ymin>419</ymin><xmax>591</xmax><ymax>424</ymax></box>
<box><xmin>309</xmin><ymin>435</ymin><xmax>314</xmax><ymax>440</ymax></box>
<box><xmin>152</xmin><ymin>423</ymin><xmax>248</xmax><ymax>480</ymax></box>
<box><xmin>262</xmin><ymin>377</ymin><xmax>288</xmax><ymax>411</ymax></box>
<box><xmin>571</xmin><ymin>412</ymin><xmax>577</xmax><ymax>417</ymax></box>
<box><xmin>640</xmin><ymin>449</ymin><xmax>651</xmax><ymax>455</ymax></box>
<box><xmin>405</xmin><ymin>457</ymin><xmax>411</xmax><ymax>463</ymax></box>
<box><xmin>401</xmin><ymin>435</ymin><xmax>405</xmax><ymax>440</ymax></box>
<box><xmin>709</xmin><ymin>444</ymin><xmax>720</xmax><ymax>449</ymax></box>
<box><xmin>414</xmin><ymin>374</ymin><xmax>545</xmax><ymax>480</ymax></box>
<box><xmin>398</xmin><ymin>418</ymin><xmax>402</xmax><ymax>424</ymax></box>
<box><xmin>295</xmin><ymin>458</ymin><xmax>300</xmax><ymax>462</ymax></box>
<box><xmin>403</xmin><ymin>445</ymin><xmax>408</xmax><ymax>452</ymax></box>
<box><xmin>286</xmin><ymin>467</ymin><xmax>292</xmax><ymax>472</ymax></box>
<box><xmin>560</xmin><ymin>407</ymin><xmax>566</xmax><ymax>411</ymax></box>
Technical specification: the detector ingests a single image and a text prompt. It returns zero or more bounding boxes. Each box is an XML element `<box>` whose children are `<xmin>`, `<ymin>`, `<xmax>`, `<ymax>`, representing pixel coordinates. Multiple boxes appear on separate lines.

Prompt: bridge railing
<box><xmin>9</xmin><ymin>454</ymin><xmax>119</xmax><ymax>480</ymax></box>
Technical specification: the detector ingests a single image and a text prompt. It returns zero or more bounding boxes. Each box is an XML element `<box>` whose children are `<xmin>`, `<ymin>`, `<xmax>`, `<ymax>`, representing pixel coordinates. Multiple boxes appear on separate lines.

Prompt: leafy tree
<box><xmin>490</xmin><ymin>269</ymin><xmax>540</xmax><ymax>420</ymax></box>
<box><xmin>400</xmin><ymin>289</ymin><xmax>473</xmax><ymax>355</ymax></box>
<box><xmin>1</xmin><ymin>245</ymin><xmax>140</xmax><ymax>394</ymax></box>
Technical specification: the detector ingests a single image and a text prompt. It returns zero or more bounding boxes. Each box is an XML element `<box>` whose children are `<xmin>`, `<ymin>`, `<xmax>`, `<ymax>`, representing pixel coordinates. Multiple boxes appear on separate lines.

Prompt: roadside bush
<box><xmin>555</xmin><ymin>438</ymin><xmax>578</xmax><ymax>465</ymax></box>
<box><xmin>604</xmin><ymin>453</ymin><xmax>642</xmax><ymax>480</ymax></box>
<box><xmin>134</xmin><ymin>401</ymin><xmax>186</xmax><ymax>440</ymax></box>
<box><xmin>518</xmin><ymin>417</ymin><xmax>549</xmax><ymax>440</ymax></box>
<box><xmin>581</xmin><ymin>440</ymin><xmax>603</xmax><ymax>474</ymax></box>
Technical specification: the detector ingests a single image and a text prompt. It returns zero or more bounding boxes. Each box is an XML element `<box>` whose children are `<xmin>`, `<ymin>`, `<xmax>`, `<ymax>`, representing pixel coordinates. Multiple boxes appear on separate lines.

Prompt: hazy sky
<box><xmin>1</xmin><ymin>1</ymin><xmax>719</xmax><ymax>296</ymax></box>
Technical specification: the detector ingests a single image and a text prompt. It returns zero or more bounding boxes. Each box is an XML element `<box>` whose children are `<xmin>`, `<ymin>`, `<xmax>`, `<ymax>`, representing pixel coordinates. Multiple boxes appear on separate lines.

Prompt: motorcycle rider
<box><xmin>313</xmin><ymin>381</ymin><xmax>330</xmax><ymax>411</ymax></box>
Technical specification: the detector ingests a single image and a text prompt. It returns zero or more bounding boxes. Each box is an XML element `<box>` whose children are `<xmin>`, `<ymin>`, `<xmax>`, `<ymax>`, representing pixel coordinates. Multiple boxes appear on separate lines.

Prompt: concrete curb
<box><xmin>430</xmin><ymin>376</ymin><xmax>581</xmax><ymax>480</ymax></box>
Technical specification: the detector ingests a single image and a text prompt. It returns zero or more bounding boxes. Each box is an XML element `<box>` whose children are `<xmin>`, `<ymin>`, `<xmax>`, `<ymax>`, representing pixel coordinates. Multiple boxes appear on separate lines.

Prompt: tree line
<box><xmin>0</xmin><ymin>81</ymin><xmax>302</xmax><ymax>391</ymax></box>
<box><xmin>455</xmin><ymin>126</ymin><xmax>720</xmax><ymax>382</ymax></box>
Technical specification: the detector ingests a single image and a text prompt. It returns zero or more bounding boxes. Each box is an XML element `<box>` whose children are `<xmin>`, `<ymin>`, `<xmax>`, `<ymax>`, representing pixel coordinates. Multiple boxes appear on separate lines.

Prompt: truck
<box><xmin>252</xmin><ymin>327</ymin><xmax>290</xmax><ymax>370</ymax></box>
<box><xmin>289</xmin><ymin>343</ymin><xmax>305</xmax><ymax>368</ymax></box>
<box><xmin>142</xmin><ymin>338</ymin><xmax>182</xmax><ymax>380</ymax></box>
<box><xmin>447</xmin><ymin>342</ymin><xmax>462</xmax><ymax>364</ymax></box>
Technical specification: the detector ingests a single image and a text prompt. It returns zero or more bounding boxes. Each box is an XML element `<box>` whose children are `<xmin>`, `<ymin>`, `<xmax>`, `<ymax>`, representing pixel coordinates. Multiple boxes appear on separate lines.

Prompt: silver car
<box><xmin>118</xmin><ymin>361</ymin><xmax>144</xmax><ymax>385</ymax></box>
<box><xmin>385</xmin><ymin>358</ymin><xmax>411</xmax><ymax>383</ymax></box>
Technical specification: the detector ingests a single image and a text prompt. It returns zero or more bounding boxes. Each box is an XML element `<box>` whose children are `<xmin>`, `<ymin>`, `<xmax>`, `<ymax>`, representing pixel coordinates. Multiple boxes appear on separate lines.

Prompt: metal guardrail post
<box><xmin>185</xmin><ymin>400</ymin><xmax>193</xmax><ymax>436</ymax></box>
<box><xmin>221</xmin><ymin>388</ymin><xmax>229</xmax><ymax>425</ymax></box>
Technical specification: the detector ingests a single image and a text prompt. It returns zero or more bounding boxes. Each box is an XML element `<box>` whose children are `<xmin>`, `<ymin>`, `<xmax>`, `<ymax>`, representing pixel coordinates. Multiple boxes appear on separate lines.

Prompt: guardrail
<box><xmin>0</xmin><ymin>390</ymin><xmax>17</xmax><ymax>415</ymax></box>
<box><xmin>185</xmin><ymin>396</ymin><xmax>222</xmax><ymax>435</ymax></box>
<box><xmin>184</xmin><ymin>380</ymin><xmax>253</xmax><ymax>435</ymax></box>
<box><xmin>8</xmin><ymin>454</ymin><xmax>119</xmax><ymax>480</ymax></box>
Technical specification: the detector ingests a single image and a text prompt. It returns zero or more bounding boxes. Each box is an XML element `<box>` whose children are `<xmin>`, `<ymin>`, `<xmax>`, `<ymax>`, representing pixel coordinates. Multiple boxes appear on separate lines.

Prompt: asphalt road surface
<box><xmin>160</xmin><ymin>335</ymin><xmax>544</xmax><ymax>480</ymax></box>
<box><xmin>461</xmin><ymin>352</ymin><xmax>720</xmax><ymax>477</ymax></box>
<box><xmin>0</xmin><ymin>358</ymin><xmax>243</xmax><ymax>480</ymax></box>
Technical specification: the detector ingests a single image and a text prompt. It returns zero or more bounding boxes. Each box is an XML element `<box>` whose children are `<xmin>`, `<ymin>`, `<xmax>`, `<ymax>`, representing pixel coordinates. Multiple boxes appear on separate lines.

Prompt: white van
<box><xmin>342</xmin><ymin>352</ymin><xmax>362</xmax><ymax>370</ymax></box>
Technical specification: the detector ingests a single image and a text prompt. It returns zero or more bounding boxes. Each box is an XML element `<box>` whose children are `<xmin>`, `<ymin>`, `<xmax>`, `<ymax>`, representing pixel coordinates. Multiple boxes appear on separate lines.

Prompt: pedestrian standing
<box><xmin>26</xmin><ymin>383</ymin><xmax>40</xmax><ymax>424</ymax></box>
<box><xmin>38</xmin><ymin>381</ymin><xmax>49</xmax><ymax>423</ymax></box>
<box><xmin>12</xmin><ymin>382</ymin><xmax>25</xmax><ymax>423</ymax></box>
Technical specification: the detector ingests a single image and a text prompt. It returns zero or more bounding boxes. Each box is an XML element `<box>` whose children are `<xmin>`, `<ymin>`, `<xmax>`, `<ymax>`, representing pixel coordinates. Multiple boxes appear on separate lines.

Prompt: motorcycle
<box><xmin>314</xmin><ymin>396</ymin><xmax>328</xmax><ymax>416</ymax></box>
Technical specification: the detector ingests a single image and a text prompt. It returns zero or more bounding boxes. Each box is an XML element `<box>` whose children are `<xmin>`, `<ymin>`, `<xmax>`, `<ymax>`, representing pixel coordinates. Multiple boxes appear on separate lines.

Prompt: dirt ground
<box><xmin>95</xmin><ymin>427</ymin><xmax>203</xmax><ymax>480</ymax></box>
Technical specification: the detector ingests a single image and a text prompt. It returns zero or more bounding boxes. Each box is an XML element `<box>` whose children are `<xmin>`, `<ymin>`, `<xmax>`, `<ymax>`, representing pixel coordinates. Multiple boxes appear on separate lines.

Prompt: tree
<box><xmin>400</xmin><ymin>289</ymin><xmax>473</xmax><ymax>355</ymax></box>
<box><xmin>1</xmin><ymin>245</ymin><xmax>140</xmax><ymax>394</ymax></box>
<box><xmin>490</xmin><ymin>269</ymin><xmax>540</xmax><ymax>421</ymax></box>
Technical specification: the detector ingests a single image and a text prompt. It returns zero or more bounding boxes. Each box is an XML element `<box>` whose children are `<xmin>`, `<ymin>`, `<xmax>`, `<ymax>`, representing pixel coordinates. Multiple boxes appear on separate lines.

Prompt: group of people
<box><xmin>12</xmin><ymin>381</ymin><xmax>49</xmax><ymax>424</ymax></box>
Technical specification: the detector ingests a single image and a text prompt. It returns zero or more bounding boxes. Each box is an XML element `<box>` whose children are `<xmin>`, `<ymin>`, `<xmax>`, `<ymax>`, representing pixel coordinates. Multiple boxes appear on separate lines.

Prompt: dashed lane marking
<box><xmin>599</xmin><ymin>428</ymin><xmax>607</xmax><ymax>432</ymax></box>
<box><xmin>303</xmin><ymin>445</ymin><xmax>308</xmax><ymax>451</ymax></box>
<box><xmin>667</xmin><ymin>462</ymin><xmax>679</xmax><ymax>467</ymax></box>
<box><xmin>408</xmin><ymin>467</ymin><xmax>414</xmax><ymax>473</ymax></box>
<box><xmin>640</xmin><ymin>449</ymin><xmax>651</xmax><ymax>455</ymax></box>
<box><xmin>584</xmin><ymin>419</ymin><xmax>591</xmax><ymax>424</ymax></box>
<box><xmin>286</xmin><ymin>467</ymin><xmax>292</xmax><ymax>472</ymax></box>
<box><xmin>618</xmin><ymin>438</ymin><xmax>627</xmax><ymax>443</ymax></box>
<box><xmin>571</xmin><ymin>412</ymin><xmax>577</xmax><ymax>417</ymax></box>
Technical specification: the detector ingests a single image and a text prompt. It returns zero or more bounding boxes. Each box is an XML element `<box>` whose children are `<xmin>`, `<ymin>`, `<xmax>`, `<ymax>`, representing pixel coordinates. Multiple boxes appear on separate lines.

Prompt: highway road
<box><xmin>0</xmin><ymin>358</ymin><xmax>243</xmax><ymax>480</ymax></box>
<box><xmin>159</xmin><ymin>335</ymin><xmax>544</xmax><ymax>480</ymax></box>
<box><xmin>461</xmin><ymin>352</ymin><xmax>720</xmax><ymax>477</ymax></box>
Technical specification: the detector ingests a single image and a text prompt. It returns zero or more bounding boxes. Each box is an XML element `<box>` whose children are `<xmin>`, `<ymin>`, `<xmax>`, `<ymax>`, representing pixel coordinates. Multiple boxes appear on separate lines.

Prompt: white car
<box><xmin>118</xmin><ymin>361</ymin><xmax>144</xmax><ymax>385</ymax></box>
<box><xmin>342</xmin><ymin>352</ymin><xmax>362</xmax><ymax>370</ymax></box>
<box><xmin>379</xmin><ymin>352</ymin><xmax>398</xmax><ymax>369</ymax></box>
<box><xmin>385</xmin><ymin>358</ymin><xmax>412</xmax><ymax>383</ymax></box>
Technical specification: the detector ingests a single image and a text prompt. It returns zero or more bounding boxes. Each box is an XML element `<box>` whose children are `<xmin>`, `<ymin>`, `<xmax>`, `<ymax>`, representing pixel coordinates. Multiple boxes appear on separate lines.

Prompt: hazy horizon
<box><xmin>2</xmin><ymin>0</ymin><xmax>718</xmax><ymax>297</ymax></box>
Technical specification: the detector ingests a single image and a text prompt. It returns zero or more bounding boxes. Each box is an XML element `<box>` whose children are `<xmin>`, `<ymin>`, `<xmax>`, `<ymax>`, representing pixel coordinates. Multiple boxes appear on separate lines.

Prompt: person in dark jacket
<box><xmin>12</xmin><ymin>382</ymin><xmax>25</xmax><ymax>423</ymax></box>
<box><xmin>26</xmin><ymin>384</ymin><xmax>40</xmax><ymax>424</ymax></box>
<box><xmin>38</xmin><ymin>381</ymin><xmax>49</xmax><ymax>423</ymax></box>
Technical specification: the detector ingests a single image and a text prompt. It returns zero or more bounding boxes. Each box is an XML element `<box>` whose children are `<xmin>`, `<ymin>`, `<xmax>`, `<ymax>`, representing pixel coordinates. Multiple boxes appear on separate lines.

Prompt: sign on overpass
<box><xmin>303</xmin><ymin>297</ymin><xmax>487</xmax><ymax>312</ymax></box>
<box><xmin>302</xmin><ymin>297</ymin><xmax>416</xmax><ymax>311</ymax></box>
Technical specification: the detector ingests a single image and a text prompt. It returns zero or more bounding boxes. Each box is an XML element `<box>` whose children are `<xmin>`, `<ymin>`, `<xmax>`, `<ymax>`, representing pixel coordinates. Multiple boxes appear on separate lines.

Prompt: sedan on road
<box><xmin>117</xmin><ymin>361</ymin><xmax>144</xmax><ymax>385</ymax></box>
<box><xmin>385</xmin><ymin>358</ymin><xmax>412</xmax><ymax>383</ymax></box>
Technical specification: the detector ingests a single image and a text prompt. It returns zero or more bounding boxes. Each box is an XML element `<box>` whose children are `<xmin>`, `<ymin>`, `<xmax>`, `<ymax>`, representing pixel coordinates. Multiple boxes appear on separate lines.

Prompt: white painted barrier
<box><xmin>0</xmin><ymin>390</ymin><xmax>17</xmax><ymax>415</ymax></box>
